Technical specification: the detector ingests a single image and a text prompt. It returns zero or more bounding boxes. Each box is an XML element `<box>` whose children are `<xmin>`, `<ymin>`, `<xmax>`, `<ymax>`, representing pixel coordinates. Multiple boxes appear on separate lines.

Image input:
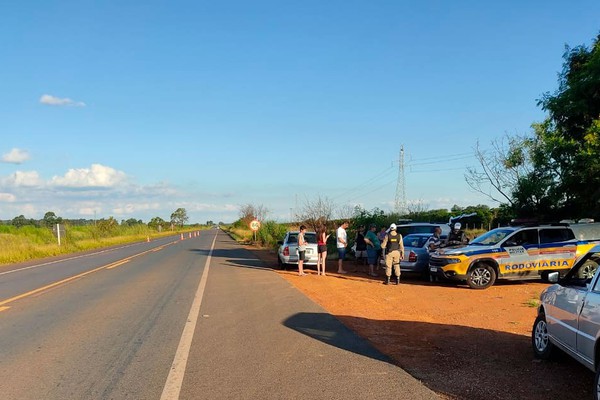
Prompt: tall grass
<box><xmin>0</xmin><ymin>224</ymin><xmax>207</xmax><ymax>266</ymax></box>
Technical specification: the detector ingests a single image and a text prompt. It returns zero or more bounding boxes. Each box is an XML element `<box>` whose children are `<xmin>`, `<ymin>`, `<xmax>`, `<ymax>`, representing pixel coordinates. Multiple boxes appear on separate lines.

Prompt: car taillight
<box><xmin>409</xmin><ymin>251</ymin><xmax>417</xmax><ymax>262</ymax></box>
<box><xmin>283</xmin><ymin>246</ymin><xmax>289</xmax><ymax>256</ymax></box>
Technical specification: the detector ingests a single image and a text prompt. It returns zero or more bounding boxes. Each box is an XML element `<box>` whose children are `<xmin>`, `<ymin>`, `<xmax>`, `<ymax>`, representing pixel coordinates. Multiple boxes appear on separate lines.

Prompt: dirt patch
<box><xmin>248</xmin><ymin>247</ymin><xmax>594</xmax><ymax>400</ymax></box>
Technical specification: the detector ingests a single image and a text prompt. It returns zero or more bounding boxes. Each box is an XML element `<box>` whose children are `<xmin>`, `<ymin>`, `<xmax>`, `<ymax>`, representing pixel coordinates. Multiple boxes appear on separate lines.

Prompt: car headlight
<box><xmin>446</xmin><ymin>258</ymin><xmax>461</xmax><ymax>264</ymax></box>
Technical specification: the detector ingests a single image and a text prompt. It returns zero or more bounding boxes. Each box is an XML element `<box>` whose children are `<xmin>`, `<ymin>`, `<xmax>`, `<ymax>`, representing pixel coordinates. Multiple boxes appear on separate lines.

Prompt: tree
<box><xmin>295</xmin><ymin>196</ymin><xmax>335</xmax><ymax>232</ymax></box>
<box><xmin>515</xmin><ymin>33</ymin><xmax>600</xmax><ymax>219</ymax></box>
<box><xmin>148</xmin><ymin>216</ymin><xmax>166</xmax><ymax>230</ymax></box>
<box><xmin>11</xmin><ymin>215</ymin><xmax>28</xmax><ymax>228</ymax></box>
<box><xmin>42</xmin><ymin>211</ymin><xmax>62</xmax><ymax>227</ymax></box>
<box><xmin>170</xmin><ymin>208</ymin><xmax>189</xmax><ymax>227</ymax></box>
<box><xmin>465</xmin><ymin>135</ymin><xmax>534</xmax><ymax>206</ymax></box>
<box><xmin>238</xmin><ymin>203</ymin><xmax>269</xmax><ymax>224</ymax></box>
<box><xmin>121</xmin><ymin>218</ymin><xmax>142</xmax><ymax>226</ymax></box>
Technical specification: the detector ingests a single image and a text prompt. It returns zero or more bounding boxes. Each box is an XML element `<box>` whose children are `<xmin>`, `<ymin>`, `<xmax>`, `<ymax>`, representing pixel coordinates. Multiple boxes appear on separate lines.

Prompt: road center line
<box><xmin>0</xmin><ymin>240</ymin><xmax>177</xmax><ymax>311</ymax></box>
<box><xmin>0</xmin><ymin>239</ymin><xmax>178</xmax><ymax>277</ymax></box>
<box><xmin>106</xmin><ymin>260</ymin><xmax>131</xmax><ymax>270</ymax></box>
<box><xmin>0</xmin><ymin>263</ymin><xmax>109</xmax><ymax>309</ymax></box>
<box><xmin>160</xmin><ymin>233</ymin><xmax>218</xmax><ymax>400</ymax></box>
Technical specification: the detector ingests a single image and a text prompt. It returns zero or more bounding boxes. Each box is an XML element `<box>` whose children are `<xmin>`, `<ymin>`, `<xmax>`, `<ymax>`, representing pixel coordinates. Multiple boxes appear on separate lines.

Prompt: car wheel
<box><xmin>579</xmin><ymin>260</ymin><xmax>599</xmax><ymax>279</ymax></box>
<box><xmin>532</xmin><ymin>313</ymin><xmax>554</xmax><ymax>359</ymax></box>
<box><xmin>277</xmin><ymin>256</ymin><xmax>286</xmax><ymax>270</ymax></box>
<box><xmin>466</xmin><ymin>263</ymin><xmax>496</xmax><ymax>289</ymax></box>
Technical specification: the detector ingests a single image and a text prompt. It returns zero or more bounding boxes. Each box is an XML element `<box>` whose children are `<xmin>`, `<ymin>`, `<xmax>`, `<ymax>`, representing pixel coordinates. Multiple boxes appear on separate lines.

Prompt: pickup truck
<box><xmin>428</xmin><ymin>224</ymin><xmax>600</xmax><ymax>289</ymax></box>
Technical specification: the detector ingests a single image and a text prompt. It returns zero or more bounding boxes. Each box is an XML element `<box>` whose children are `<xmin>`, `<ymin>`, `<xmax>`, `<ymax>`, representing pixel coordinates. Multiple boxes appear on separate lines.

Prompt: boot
<box><xmin>395</xmin><ymin>275</ymin><xmax>400</xmax><ymax>285</ymax></box>
<box><xmin>383</xmin><ymin>276</ymin><xmax>390</xmax><ymax>285</ymax></box>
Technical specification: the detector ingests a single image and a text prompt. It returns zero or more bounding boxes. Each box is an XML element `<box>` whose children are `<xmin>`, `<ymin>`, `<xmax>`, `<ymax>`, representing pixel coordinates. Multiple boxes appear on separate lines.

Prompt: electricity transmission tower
<box><xmin>394</xmin><ymin>146</ymin><xmax>406</xmax><ymax>215</ymax></box>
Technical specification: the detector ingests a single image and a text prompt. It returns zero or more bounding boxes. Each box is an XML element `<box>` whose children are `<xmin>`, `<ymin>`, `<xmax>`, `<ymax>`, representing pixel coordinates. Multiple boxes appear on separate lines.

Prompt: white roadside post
<box><xmin>56</xmin><ymin>223</ymin><xmax>61</xmax><ymax>246</ymax></box>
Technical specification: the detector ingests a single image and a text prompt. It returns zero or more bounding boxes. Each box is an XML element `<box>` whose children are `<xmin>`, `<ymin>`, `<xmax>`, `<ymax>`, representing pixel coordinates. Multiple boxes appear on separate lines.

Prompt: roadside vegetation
<box><xmin>0</xmin><ymin>208</ymin><xmax>209</xmax><ymax>266</ymax></box>
<box><xmin>225</xmin><ymin>201</ymin><xmax>492</xmax><ymax>253</ymax></box>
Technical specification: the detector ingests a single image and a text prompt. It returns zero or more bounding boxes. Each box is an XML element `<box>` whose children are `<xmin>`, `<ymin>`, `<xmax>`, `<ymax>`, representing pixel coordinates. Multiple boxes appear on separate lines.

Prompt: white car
<box><xmin>532</xmin><ymin>243</ymin><xmax>600</xmax><ymax>398</ymax></box>
<box><xmin>277</xmin><ymin>231</ymin><xmax>318</xmax><ymax>270</ymax></box>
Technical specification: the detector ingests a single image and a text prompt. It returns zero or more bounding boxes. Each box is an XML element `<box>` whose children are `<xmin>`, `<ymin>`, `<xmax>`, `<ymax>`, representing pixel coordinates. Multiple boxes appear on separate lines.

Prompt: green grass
<box><xmin>0</xmin><ymin>224</ymin><xmax>209</xmax><ymax>266</ymax></box>
<box><xmin>525</xmin><ymin>298</ymin><xmax>540</xmax><ymax>308</ymax></box>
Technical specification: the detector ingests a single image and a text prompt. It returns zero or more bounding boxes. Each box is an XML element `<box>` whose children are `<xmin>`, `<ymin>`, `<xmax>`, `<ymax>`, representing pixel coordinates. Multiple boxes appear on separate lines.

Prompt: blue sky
<box><xmin>1</xmin><ymin>1</ymin><xmax>599</xmax><ymax>224</ymax></box>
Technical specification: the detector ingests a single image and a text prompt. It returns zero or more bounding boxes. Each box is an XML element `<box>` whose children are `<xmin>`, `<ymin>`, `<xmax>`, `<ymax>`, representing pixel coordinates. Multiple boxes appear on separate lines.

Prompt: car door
<box><xmin>538</xmin><ymin>228</ymin><xmax>577</xmax><ymax>272</ymax></box>
<box><xmin>546</xmin><ymin>283</ymin><xmax>585</xmax><ymax>352</ymax></box>
<box><xmin>500</xmin><ymin>228</ymin><xmax>539</xmax><ymax>277</ymax></box>
<box><xmin>545</xmin><ymin>253</ymin><xmax>598</xmax><ymax>352</ymax></box>
<box><xmin>576</xmin><ymin>254</ymin><xmax>600</xmax><ymax>363</ymax></box>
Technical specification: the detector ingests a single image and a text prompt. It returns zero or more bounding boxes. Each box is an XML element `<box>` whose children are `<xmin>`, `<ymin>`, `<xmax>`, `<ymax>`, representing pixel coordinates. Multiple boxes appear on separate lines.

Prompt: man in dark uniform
<box><xmin>445</xmin><ymin>222</ymin><xmax>468</xmax><ymax>247</ymax></box>
<box><xmin>380</xmin><ymin>223</ymin><xmax>404</xmax><ymax>285</ymax></box>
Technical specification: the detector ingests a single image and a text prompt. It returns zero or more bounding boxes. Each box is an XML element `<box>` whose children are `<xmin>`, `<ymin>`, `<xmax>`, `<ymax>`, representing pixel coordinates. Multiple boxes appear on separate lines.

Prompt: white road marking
<box><xmin>160</xmin><ymin>233</ymin><xmax>217</xmax><ymax>400</ymax></box>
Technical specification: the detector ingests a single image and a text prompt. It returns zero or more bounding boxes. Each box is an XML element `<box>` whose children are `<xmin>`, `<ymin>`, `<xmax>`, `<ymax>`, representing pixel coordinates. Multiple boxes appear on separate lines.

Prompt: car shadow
<box><xmin>188</xmin><ymin>248</ymin><xmax>273</xmax><ymax>271</ymax></box>
<box><xmin>284</xmin><ymin>313</ymin><xmax>593</xmax><ymax>400</ymax></box>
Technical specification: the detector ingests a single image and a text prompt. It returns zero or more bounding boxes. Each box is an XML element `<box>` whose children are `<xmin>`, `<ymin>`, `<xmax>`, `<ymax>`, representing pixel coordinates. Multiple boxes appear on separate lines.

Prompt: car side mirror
<box><xmin>504</xmin><ymin>240</ymin><xmax>517</xmax><ymax>247</ymax></box>
<box><xmin>277</xmin><ymin>240</ymin><xmax>283</xmax><ymax>245</ymax></box>
<box><xmin>546</xmin><ymin>271</ymin><xmax>560</xmax><ymax>283</ymax></box>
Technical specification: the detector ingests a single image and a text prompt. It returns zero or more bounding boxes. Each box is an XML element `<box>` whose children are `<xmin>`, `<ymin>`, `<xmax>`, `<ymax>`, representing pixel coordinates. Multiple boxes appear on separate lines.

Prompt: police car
<box><xmin>429</xmin><ymin>224</ymin><xmax>600</xmax><ymax>289</ymax></box>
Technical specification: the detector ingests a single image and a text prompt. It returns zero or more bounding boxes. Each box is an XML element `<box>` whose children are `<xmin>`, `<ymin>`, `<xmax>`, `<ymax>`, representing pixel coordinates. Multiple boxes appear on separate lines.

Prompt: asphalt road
<box><xmin>0</xmin><ymin>229</ymin><xmax>438</xmax><ymax>399</ymax></box>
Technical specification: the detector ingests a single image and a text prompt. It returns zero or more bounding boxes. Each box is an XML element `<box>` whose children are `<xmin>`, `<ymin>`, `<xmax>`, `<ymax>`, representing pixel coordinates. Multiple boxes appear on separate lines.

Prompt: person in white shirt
<box><xmin>336</xmin><ymin>221</ymin><xmax>349</xmax><ymax>274</ymax></box>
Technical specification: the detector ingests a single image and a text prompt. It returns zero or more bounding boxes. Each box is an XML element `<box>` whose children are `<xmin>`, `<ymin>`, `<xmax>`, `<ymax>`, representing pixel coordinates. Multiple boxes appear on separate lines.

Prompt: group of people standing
<box><xmin>305</xmin><ymin>221</ymin><xmax>466</xmax><ymax>282</ymax></box>
<box><xmin>315</xmin><ymin>221</ymin><xmax>405</xmax><ymax>285</ymax></box>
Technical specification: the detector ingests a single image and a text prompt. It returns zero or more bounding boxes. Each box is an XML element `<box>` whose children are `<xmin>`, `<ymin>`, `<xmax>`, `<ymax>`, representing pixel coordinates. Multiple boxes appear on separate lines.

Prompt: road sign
<box><xmin>249</xmin><ymin>220</ymin><xmax>261</xmax><ymax>231</ymax></box>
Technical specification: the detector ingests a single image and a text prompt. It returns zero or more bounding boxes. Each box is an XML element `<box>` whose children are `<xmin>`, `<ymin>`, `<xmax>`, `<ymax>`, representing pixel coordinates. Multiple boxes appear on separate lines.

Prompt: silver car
<box><xmin>532</xmin><ymin>243</ymin><xmax>600</xmax><ymax>397</ymax></box>
<box><xmin>277</xmin><ymin>231</ymin><xmax>318</xmax><ymax>270</ymax></box>
<box><xmin>400</xmin><ymin>233</ymin><xmax>434</xmax><ymax>279</ymax></box>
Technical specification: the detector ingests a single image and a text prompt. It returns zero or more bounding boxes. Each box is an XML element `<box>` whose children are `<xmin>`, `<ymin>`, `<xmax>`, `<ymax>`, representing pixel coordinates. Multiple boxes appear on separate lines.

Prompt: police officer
<box><xmin>380</xmin><ymin>223</ymin><xmax>404</xmax><ymax>285</ymax></box>
<box><xmin>446</xmin><ymin>222</ymin><xmax>468</xmax><ymax>247</ymax></box>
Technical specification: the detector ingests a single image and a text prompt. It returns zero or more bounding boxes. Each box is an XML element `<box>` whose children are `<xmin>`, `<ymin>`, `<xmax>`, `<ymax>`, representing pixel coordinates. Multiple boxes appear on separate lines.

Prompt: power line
<box><xmin>330</xmin><ymin>166</ymin><xmax>395</xmax><ymax>201</ymax></box>
<box><xmin>406</xmin><ymin>154</ymin><xmax>474</xmax><ymax>167</ymax></box>
<box><xmin>406</xmin><ymin>151</ymin><xmax>473</xmax><ymax>162</ymax></box>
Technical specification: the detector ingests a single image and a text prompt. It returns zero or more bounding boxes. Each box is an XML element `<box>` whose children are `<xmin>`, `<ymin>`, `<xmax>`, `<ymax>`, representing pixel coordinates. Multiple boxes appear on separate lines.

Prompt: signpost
<box><xmin>250</xmin><ymin>219</ymin><xmax>261</xmax><ymax>242</ymax></box>
<box><xmin>52</xmin><ymin>223</ymin><xmax>65</xmax><ymax>246</ymax></box>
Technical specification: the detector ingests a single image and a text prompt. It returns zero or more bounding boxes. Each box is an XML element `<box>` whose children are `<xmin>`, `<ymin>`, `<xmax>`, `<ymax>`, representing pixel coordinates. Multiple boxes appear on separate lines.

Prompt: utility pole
<box><xmin>394</xmin><ymin>145</ymin><xmax>407</xmax><ymax>215</ymax></box>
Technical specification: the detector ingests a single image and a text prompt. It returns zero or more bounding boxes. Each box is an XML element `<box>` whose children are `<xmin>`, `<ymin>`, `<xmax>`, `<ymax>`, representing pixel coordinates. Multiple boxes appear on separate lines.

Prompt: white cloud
<box><xmin>113</xmin><ymin>203</ymin><xmax>161</xmax><ymax>215</ymax></box>
<box><xmin>0</xmin><ymin>193</ymin><xmax>16</xmax><ymax>202</ymax></box>
<box><xmin>2</xmin><ymin>148</ymin><xmax>30</xmax><ymax>164</ymax></box>
<box><xmin>39</xmin><ymin>94</ymin><xmax>85</xmax><ymax>107</ymax></box>
<box><xmin>51</xmin><ymin>164</ymin><xmax>127</xmax><ymax>188</ymax></box>
<box><xmin>3</xmin><ymin>171</ymin><xmax>43</xmax><ymax>187</ymax></box>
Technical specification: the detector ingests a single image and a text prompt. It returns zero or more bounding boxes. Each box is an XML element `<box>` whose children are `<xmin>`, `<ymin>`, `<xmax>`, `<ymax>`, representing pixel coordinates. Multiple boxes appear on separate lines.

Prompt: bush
<box><xmin>256</xmin><ymin>221</ymin><xmax>289</xmax><ymax>248</ymax></box>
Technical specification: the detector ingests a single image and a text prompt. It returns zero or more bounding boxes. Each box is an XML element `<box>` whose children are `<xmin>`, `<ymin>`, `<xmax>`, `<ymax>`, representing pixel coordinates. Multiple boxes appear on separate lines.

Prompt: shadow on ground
<box><xmin>285</xmin><ymin>313</ymin><xmax>593</xmax><ymax>400</ymax></box>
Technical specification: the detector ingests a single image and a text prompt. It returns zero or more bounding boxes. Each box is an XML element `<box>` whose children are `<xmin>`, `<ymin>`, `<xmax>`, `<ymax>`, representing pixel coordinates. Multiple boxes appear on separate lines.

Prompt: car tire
<box><xmin>466</xmin><ymin>263</ymin><xmax>496</xmax><ymax>289</ymax></box>
<box><xmin>532</xmin><ymin>313</ymin><xmax>554</xmax><ymax>360</ymax></box>
<box><xmin>579</xmin><ymin>260</ymin><xmax>599</xmax><ymax>279</ymax></box>
<box><xmin>277</xmin><ymin>256</ymin><xmax>286</xmax><ymax>270</ymax></box>
<box><xmin>421</xmin><ymin>270</ymin><xmax>430</xmax><ymax>280</ymax></box>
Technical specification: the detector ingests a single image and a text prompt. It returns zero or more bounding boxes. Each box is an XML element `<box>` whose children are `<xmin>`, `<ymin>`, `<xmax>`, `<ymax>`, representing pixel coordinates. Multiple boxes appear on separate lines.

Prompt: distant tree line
<box><xmin>2</xmin><ymin>208</ymin><xmax>196</xmax><ymax>231</ymax></box>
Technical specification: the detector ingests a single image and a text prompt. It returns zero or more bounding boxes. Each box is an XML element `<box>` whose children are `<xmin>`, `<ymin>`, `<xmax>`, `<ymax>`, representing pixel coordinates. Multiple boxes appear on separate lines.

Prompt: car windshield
<box><xmin>470</xmin><ymin>229</ymin><xmax>514</xmax><ymax>246</ymax></box>
<box><xmin>403</xmin><ymin>235</ymin><xmax>430</xmax><ymax>248</ymax></box>
<box><xmin>304</xmin><ymin>233</ymin><xmax>317</xmax><ymax>243</ymax></box>
<box><xmin>397</xmin><ymin>225</ymin><xmax>436</xmax><ymax>236</ymax></box>
<box><xmin>287</xmin><ymin>232</ymin><xmax>317</xmax><ymax>244</ymax></box>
